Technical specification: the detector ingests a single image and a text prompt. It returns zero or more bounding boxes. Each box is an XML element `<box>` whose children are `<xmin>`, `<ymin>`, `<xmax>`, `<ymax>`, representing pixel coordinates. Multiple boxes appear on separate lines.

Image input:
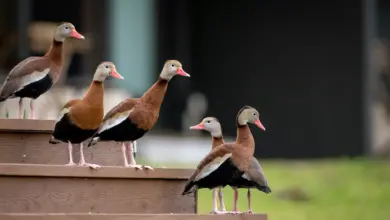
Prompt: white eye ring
<box><xmin>171</xmin><ymin>64</ymin><xmax>175</xmax><ymax>67</ymax></box>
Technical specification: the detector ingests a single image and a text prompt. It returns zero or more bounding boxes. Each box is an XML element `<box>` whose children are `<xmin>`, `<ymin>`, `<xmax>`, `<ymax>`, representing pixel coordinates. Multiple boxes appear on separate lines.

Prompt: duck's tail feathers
<box><xmin>87</xmin><ymin>136</ymin><xmax>100</xmax><ymax>147</ymax></box>
<box><xmin>48</xmin><ymin>136</ymin><xmax>61</xmax><ymax>144</ymax></box>
<box><xmin>257</xmin><ymin>185</ymin><xmax>272</xmax><ymax>194</ymax></box>
<box><xmin>182</xmin><ymin>181</ymin><xmax>197</xmax><ymax>195</ymax></box>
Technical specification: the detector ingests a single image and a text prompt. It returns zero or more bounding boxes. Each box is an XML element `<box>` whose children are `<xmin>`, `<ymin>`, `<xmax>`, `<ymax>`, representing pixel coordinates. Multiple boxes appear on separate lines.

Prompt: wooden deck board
<box><xmin>0</xmin><ymin>164</ymin><xmax>195</xmax><ymax>214</ymax></box>
<box><xmin>0</xmin><ymin>213</ymin><xmax>267</xmax><ymax>220</ymax></box>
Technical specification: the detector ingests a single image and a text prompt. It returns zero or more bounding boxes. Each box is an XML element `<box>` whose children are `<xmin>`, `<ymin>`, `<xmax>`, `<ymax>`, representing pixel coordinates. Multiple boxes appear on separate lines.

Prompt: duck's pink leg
<box><xmin>124</xmin><ymin>141</ymin><xmax>143</xmax><ymax>169</ymax></box>
<box><xmin>229</xmin><ymin>188</ymin><xmax>242</xmax><ymax>214</ymax></box>
<box><xmin>246</xmin><ymin>189</ymin><xmax>253</xmax><ymax>213</ymax></box>
<box><xmin>78</xmin><ymin>143</ymin><xmax>101</xmax><ymax>169</ymax></box>
<box><xmin>65</xmin><ymin>141</ymin><xmax>76</xmax><ymax>166</ymax></box>
<box><xmin>121</xmin><ymin>142</ymin><xmax>129</xmax><ymax>166</ymax></box>
<box><xmin>18</xmin><ymin>98</ymin><xmax>23</xmax><ymax>119</ymax></box>
<box><xmin>209</xmin><ymin>188</ymin><xmax>226</xmax><ymax>214</ymax></box>
<box><xmin>218</xmin><ymin>187</ymin><xmax>227</xmax><ymax>212</ymax></box>
<box><xmin>127</xmin><ymin>141</ymin><xmax>153</xmax><ymax>170</ymax></box>
<box><xmin>29</xmin><ymin>99</ymin><xmax>35</xmax><ymax>119</ymax></box>
<box><xmin>233</xmin><ymin>188</ymin><xmax>239</xmax><ymax>212</ymax></box>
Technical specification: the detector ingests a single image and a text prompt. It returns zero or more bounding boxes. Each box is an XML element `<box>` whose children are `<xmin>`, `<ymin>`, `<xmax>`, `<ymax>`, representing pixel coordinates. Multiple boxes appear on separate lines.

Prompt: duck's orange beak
<box><xmin>70</xmin><ymin>29</ymin><xmax>85</xmax><ymax>39</ymax></box>
<box><xmin>176</xmin><ymin>68</ymin><xmax>190</xmax><ymax>77</ymax></box>
<box><xmin>110</xmin><ymin>69</ymin><xmax>124</xmax><ymax>79</ymax></box>
<box><xmin>190</xmin><ymin>122</ymin><xmax>205</xmax><ymax>130</ymax></box>
<box><xmin>254</xmin><ymin>119</ymin><xmax>266</xmax><ymax>131</ymax></box>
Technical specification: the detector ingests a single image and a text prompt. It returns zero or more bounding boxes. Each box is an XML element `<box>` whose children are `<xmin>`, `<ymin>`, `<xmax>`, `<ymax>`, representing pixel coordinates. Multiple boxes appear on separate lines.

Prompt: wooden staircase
<box><xmin>0</xmin><ymin>119</ymin><xmax>267</xmax><ymax>220</ymax></box>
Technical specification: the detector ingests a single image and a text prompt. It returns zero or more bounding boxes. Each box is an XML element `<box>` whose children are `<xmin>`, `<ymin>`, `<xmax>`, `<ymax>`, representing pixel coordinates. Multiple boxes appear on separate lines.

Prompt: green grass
<box><xmin>195</xmin><ymin>158</ymin><xmax>390</xmax><ymax>220</ymax></box>
<box><xmin>139</xmin><ymin>157</ymin><xmax>390</xmax><ymax>220</ymax></box>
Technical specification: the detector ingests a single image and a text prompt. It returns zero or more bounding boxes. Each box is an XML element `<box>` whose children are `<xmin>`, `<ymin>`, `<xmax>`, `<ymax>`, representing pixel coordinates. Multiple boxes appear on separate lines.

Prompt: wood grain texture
<box><xmin>0</xmin><ymin>163</ymin><xmax>193</xmax><ymax>179</ymax></box>
<box><xmin>0</xmin><ymin>119</ymin><xmax>55</xmax><ymax>133</ymax></box>
<box><xmin>0</xmin><ymin>131</ymin><xmax>136</xmax><ymax>166</ymax></box>
<box><xmin>0</xmin><ymin>213</ymin><xmax>267</xmax><ymax>220</ymax></box>
<box><xmin>0</xmin><ymin>166</ymin><xmax>195</xmax><ymax>213</ymax></box>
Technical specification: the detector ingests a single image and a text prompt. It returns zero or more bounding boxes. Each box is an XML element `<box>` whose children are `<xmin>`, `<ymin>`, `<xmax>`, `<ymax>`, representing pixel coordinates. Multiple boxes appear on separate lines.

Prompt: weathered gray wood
<box><xmin>0</xmin><ymin>164</ymin><xmax>195</xmax><ymax>214</ymax></box>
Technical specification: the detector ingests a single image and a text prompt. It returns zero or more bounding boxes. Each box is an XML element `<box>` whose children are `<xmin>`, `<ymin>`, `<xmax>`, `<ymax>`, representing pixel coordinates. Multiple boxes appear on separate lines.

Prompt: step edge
<box><xmin>0</xmin><ymin>119</ymin><xmax>55</xmax><ymax>133</ymax></box>
<box><xmin>0</xmin><ymin>163</ymin><xmax>194</xmax><ymax>179</ymax></box>
<box><xmin>0</xmin><ymin>213</ymin><xmax>267</xmax><ymax>220</ymax></box>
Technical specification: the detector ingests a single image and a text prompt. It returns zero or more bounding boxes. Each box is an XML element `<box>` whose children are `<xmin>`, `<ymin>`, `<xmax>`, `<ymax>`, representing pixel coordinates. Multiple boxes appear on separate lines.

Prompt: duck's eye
<box><xmin>253</xmin><ymin>113</ymin><xmax>256</xmax><ymax>116</ymax></box>
<box><xmin>171</xmin><ymin>64</ymin><xmax>175</xmax><ymax>67</ymax></box>
<box><xmin>65</xmin><ymin>26</ymin><xmax>69</xmax><ymax>30</ymax></box>
<box><xmin>206</xmin><ymin>120</ymin><xmax>211</xmax><ymax>123</ymax></box>
<box><xmin>105</xmin><ymin>65</ymin><xmax>109</xmax><ymax>69</ymax></box>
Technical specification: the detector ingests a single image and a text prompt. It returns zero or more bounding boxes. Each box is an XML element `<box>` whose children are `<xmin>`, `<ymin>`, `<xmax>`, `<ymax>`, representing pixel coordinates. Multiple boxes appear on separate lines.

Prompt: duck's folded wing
<box><xmin>0</xmin><ymin>57</ymin><xmax>50</xmax><ymax>98</ymax></box>
<box><xmin>185</xmin><ymin>143</ymin><xmax>234</xmax><ymax>183</ymax></box>
<box><xmin>97</xmin><ymin>98</ymin><xmax>139</xmax><ymax>133</ymax></box>
<box><xmin>55</xmin><ymin>99</ymin><xmax>81</xmax><ymax>123</ymax></box>
<box><xmin>244</xmin><ymin>157</ymin><xmax>269</xmax><ymax>187</ymax></box>
<box><xmin>6</xmin><ymin>57</ymin><xmax>43</xmax><ymax>80</ymax></box>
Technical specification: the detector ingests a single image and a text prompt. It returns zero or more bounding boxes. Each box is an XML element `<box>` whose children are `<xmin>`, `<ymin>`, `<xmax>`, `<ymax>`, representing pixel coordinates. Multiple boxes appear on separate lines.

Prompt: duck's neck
<box><xmin>44</xmin><ymin>39</ymin><xmax>63</xmax><ymax>65</ymax></box>
<box><xmin>82</xmin><ymin>81</ymin><xmax>104</xmax><ymax>106</ymax></box>
<box><xmin>236</xmin><ymin>124</ymin><xmax>254</xmax><ymax>146</ymax></box>
<box><xmin>211</xmin><ymin>136</ymin><xmax>224</xmax><ymax>149</ymax></box>
<box><xmin>141</xmin><ymin>77</ymin><xmax>168</xmax><ymax>109</ymax></box>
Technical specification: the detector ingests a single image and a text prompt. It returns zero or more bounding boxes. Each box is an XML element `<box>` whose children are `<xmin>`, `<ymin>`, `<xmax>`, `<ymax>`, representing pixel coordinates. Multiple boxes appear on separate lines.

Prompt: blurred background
<box><xmin>0</xmin><ymin>0</ymin><xmax>389</xmax><ymax>219</ymax></box>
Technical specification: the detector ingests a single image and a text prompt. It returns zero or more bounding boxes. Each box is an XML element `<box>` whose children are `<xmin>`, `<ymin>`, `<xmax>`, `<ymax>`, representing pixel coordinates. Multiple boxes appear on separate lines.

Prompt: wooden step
<box><xmin>0</xmin><ymin>213</ymin><xmax>267</xmax><ymax>220</ymax></box>
<box><xmin>0</xmin><ymin>164</ymin><xmax>195</xmax><ymax>214</ymax></box>
<box><xmin>0</xmin><ymin>119</ymin><xmax>134</xmax><ymax>166</ymax></box>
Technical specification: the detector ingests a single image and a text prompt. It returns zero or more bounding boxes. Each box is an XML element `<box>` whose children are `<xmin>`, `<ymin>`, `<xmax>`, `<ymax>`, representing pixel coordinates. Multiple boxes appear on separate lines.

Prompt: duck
<box><xmin>87</xmin><ymin>60</ymin><xmax>190</xmax><ymax>170</ymax></box>
<box><xmin>189</xmin><ymin>117</ymin><xmax>228</xmax><ymax>214</ymax></box>
<box><xmin>190</xmin><ymin>116</ymin><xmax>271</xmax><ymax>214</ymax></box>
<box><xmin>228</xmin><ymin>157</ymin><xmax>271</xmax><ymax>213</ymax></box>
<box><xmin>0</xmin><ymin>22</ymin><xmax>85</xmax><ymax>119</ymax></box>
<box><xmin>48</xmin><ymin>62</ymin><xmax>124</xmax><ymax>169</ymax></box>
<box><xmin>181</xmin><ymin>106</ymin><xmax>266</xmax><ymax>214</ymax></box>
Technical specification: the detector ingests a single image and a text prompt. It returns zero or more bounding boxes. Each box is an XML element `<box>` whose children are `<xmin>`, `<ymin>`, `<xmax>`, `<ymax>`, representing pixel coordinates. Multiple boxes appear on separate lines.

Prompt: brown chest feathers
<box><xmin>231</xmin><ymin>125</ymin><xmax>255</xmax><ymax>172</ymax></box>
<box><xmin>211</xmin><ymin>136</ymin><xmax>225</xmax><ymax>149</ymax></box>
<box><xmin>45</xmin><ymin>40</ymin><xmax>63</xmax><ymax>83</ymax></box>
<box><xmin>129</xmin><ymin>78</ymin><xmax>168</xmax><ymax>130</ymax></box>
<box><xmin>45</xmin><ymin>40</ymin><xmax>63</xmax><ymax>66</ymax></box>
<box><xmin>68</xmin><ymin>81</ymin><xmax>104</xmax><ymax>130</ymax></box>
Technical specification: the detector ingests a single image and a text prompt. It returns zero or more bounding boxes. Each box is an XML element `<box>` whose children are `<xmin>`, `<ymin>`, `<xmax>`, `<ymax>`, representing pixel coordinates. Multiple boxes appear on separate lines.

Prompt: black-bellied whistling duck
<box><xmin>87</xmin><ymin>60</ymin><xmax>190</xmax><ymax>170</ymax></box>
<box><xmin>182</xmin><ymin>106</ymin><xmax>266</xmax><ymax>215</ymax></box>
<box><xmin>48</xmin><ymin>62</ymin><xmax>124</xmax><ymax>169</ymax></box>
<box><xmin>228</xmin><ymin>157</ymin><xmax>271</xmax><ymax>213</ymax></box>
<box><xmin>189</xmin><ymin>117</ymin><xmax>227</xmax><ymax>214</ymax></box>
<box><xmin>190</xmin><ymin>117</ymin><xmax>271</xmax><ymax>214</ymax></box>
<box><xmin>0</xmin><ymin>22</ymin><xmax>85</xmax><ymax>119</ymax></box>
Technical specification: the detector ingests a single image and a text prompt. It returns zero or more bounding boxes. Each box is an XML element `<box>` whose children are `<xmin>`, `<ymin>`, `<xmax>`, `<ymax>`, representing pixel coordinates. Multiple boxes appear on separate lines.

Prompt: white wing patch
<box><xmin>98</xmin><ymin>109</ymin><xmax>134</xmax><ymax>133</ymax></box>
<box><xmin>15</xmin><ymin>68</ymin><xmax>51</xmax><ymax>92</ymax></box>
<box><xmin>242</xmin><ymin>173</ymin><xmax>251</xmax><ymax>180</ymax></box>
<box><xmin>195</xmin><ymin>153</ymin><xmax>232</xmax><ymax>181</ymax></box>
<box><xmin>56</xmin><ymin>107</ymin><xmax>71</xmax><ymax>123</ymax></box>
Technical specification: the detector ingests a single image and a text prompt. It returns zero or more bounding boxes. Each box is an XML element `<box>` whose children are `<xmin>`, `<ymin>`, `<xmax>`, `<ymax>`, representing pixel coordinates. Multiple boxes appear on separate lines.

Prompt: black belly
<box><xmin>228</xmin><ymin>176</ymin><xmax>257</xmax><ymax>188</ymax></box>
<box><xmin>52</xmin><ymin>114</ymin><xmax>97</xmax><ymax>144</ymax></box>
<box><xmin>195</xmin><ymin>158</ymin><xmax>244</xmax><ymax>190</ymax></box>
<box><xmin>228</xmin><ymin>175</ymin><xmax>272</xmax><ymax>193</ymax></box>
<box><xmin>96</xmin><ymin>118</ymin><xmax>148</xmax><ymax>142</ymax></box>
<box><xmin>13</xmin><ymin>74</ymin><xmax>53</xmax><ymax>99</ymax></box>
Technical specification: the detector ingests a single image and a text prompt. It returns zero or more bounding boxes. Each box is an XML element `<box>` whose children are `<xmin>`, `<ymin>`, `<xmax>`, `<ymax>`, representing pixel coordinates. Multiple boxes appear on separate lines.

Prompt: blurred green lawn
<box><xmin>195</xmin><ymin>158</ymin><xmax>390</xmax><ymax>220</ymax></box>
<box><xmin>151</xmin><ymin>158</ymin><xmax>390</xmax><ymax>220</ymax></box>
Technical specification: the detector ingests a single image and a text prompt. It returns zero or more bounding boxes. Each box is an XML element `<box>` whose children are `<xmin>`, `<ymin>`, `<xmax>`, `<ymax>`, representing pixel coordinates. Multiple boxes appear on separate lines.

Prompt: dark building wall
<box><xmin>158</xmin><ymin>0</ymin><xmax>365</xmax><ymax>158</ymax></box>
<box><xmin>32</xmin><ymin>0</ymin><xmax>109</xmax><ymax>86</ymax></box>
<box><xmin>32</xmin><ymin>0</ymin><xmax>83</xmax><ymax>78</ymax></box>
